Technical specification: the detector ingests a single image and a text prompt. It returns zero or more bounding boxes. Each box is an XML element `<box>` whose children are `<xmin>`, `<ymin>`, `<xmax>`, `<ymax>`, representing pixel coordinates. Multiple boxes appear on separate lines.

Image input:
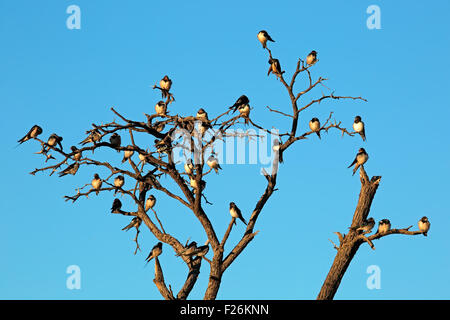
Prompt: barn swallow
<box><xmin>353</xmin><ymin>116</ymin><xmax>366</xmax><ymax>141</ymax></box>
<box><xmin>356</xmin><ymin>217</ymin><xmax>375</xmax><ymax>233</ymax></box>
<box><xmin>122</xmin><ymin>217</ymin><xmax>142</xmax><ymax>231</ymax></box>
<box><xmin>230</xmin><ymin>95</ymin><xmax>249</xmax><ymax>113</ymax></box>
<box><xmin>47</xmin><ymin>133</ymin><xmax>64</xmax><ymax>150</ymax></box>
<box><xmin>111</xmin><ymin>198</ymin><xmax>122</xmax><ymax>213</ymax></box>
<box><xmin>418</xmin><ymin>216</ymin><xmax>430</xmax><ymax>236</ymax></box>
<box><xmin>145</xmin><ymin>194</ymin><xmax>156</xmax><ymax>211</ymax></box>
<box><xmin>272</xmin><ymin>139</ymin><xmax>284</xmax><ymax>163</ymax></box>
<box><xmin>184</xmin><ymin>158</ymin><xmax>194</xmax><ymax>175</ymax></box>
<box><xmin>159</xmin><ymin>75</ymin><xmax>172</xmax><ymax>98</ymax></box>
<box><xmin>176</xmin><ymin>241</ymin><xmax>198</xmax><ymax>257</ymax></box>
<box><xmin>377</xmin><ymin>219</ymin><xmax>391</xmax><ymax>234</ymax></box>
<box><xmin>91</xmin><ymin>173</ymin><xmax>102</xmax><ymax>195</ymax></box>
<box><xmin>348</xmin><ymin>148</ymin><xmax>369</xmax><ymax>176</ymax></box>
<box><xmin>80</xmin><ymin>129</ymin><xmax>101</xmax><ymax>146</ymax></box>
<box><xmin>229</xmin><ymin>202</ymin><xmax>247</xmax><ymax>226</ymax></box>
<box><xmin>268</xmin><ymin>58</ymin><xmax>282</xmax><ymax>79</ymax></box>
<box><xmin>58</xmin><ymin>162</ymin><xmax>79</xmax><ymax>177</ymax></box>
<box><xmin>155</xmin><ymin>101</ymin><xmax>167</xmax><ymax>116</ymax></box>
<box><xmin>196</xmin><ymin>108</ymin><xmax>209</xmax><ymax>122</ymax></box>
<box><xmin>207</xmin><ymin>154</ymin><xmax>222</xmax><ymax>174</ymax></box>
<box><xmin>146</xmin><ymin>242</ymin><xmax>163</xmax><ymax>263</ymax></box>
<box><xmin>154</xmin><ymin>139</ymin><xmax>170</xmax><ymax>154</ymax></box>
<box><xmin>309</xmin><ymin>118</ymin><xmax>321</xmax><ymax>139</ymax></box>
<box><xmin>18</xmin><ymin>125</ymin><xmax>43</xmax><ymax>144</ymax></box>
<box><xmin>109</xmin><ymin>133</ymin><xmax>121</xmax><ymax>151</ymax></box>
<box><xmin>122</xmin><ymin>146</ymin><xmax>134</xmax><ymax>163</ymax></box>
<box><xmin>306</xmin><ymin>50</ymin><xmax>318</xmax><ymax>65</ymax></box>
<box><xmin>114</xmin><ymin>175</ymin><xmax>125</xmax><ymax>194</ymax></box>
<box><xmin>257</xmin><ymin>30</ymin><xmax>275</xmax><ymax>49</ymax></box>
<box><xmin>190</xmin><ymin>178</ymin><xmax>206</xmax><ymax>192</ymax></box>
<box><xmin>238</xmin><ymin>104</ymin><xmax>251</xmax><ymax>124</ymax></box>
<box><xmin>70</xmin><ymin>146</ymin><xmax>82</xmax><ymax>161</ymax></box>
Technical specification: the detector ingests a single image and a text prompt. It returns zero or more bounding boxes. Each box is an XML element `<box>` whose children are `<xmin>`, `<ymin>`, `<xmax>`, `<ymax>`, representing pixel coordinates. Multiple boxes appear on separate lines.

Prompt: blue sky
<box><xmin>1</xmin><ymin>0</ymin><xmax>449</xmax><ymax>299</ymax></box>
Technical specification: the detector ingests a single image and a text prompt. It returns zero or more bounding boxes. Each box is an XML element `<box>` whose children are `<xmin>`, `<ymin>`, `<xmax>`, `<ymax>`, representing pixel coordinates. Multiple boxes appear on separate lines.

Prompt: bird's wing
<box><xmin>348</xmin><ymin>157</ymin><xmax>357</xmax><ymax>168</ymax></box>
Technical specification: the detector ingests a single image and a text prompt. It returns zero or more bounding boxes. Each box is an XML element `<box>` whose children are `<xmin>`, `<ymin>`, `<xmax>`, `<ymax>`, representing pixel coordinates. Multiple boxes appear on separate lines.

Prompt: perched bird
<box><xmin>145</xmin><ymin>242</ymin><xmax>163</xmax><ymax>263</ymax></box>
<box><xmin>155</xmin><ymin>101</ymin><xmax>167</xmax><ymax>116</ymax></box>
<box><xmin>238</xmin><ymin>104</ymin><xmax>251</xmax><ymax>124</ymax></box>
<box><xmin>47</xmin><ymin>134</ymin><xmax>63</xmax><ymax>150</ymax></box>
<box><xmin>268</xmin><ymin>58</ymin><xmax>283</xmax><ymax>79</ymax></box>
<box><xmin>306</xmin><ymin>50</ymin><xmax>318</xmax><ymax>65</ymax></box>
<box><xmin>356</xmin><ymin>217</ymin><xmax>375</xmax><ymax>233</ymax></box>
<box><xmin>122</xmin><ymin>217</ymin><xmax>141</xmax><ymax>231</ymax></box>
<box><xmin>257</xmin><ymin>30</ymin><xmax>275</xmax><ymax>49</ymax></box>
<box><xmin>353</xmin><ymin>116</ymin><xmax>366</xmax><ymax>141</ymax></box>
<box><xmin>196</xmin><ymin>108</ymin><xmax>209</xmax><ymax>122</ymax></box>
<box><xmin>18</xmin><ymin>125</ymin><xmax>43</xmax><ymax>144</ymax></box>
<box><xmin>154</xmin><ymin>122</ymin><xmax>165</xmax><ymax>133</ymax></box>
<box><xmin>184</xmin><ymin>159</ymin><xmax>194</xmax><ymax>175</ymax></box>
<box><xmin>154</xmin><ymin>139</ymin><xmax>170</xmax><ymax>154</ymax></box>
<box><xmin>145</xmin><ymin>195</ymin><xmax>156</xmax><ymax>211</ymax></box>
<box><xmin>272</xmin><ymin>139</ymin><xmax>284</xmax><ymax>163</ymax></box>
<box><xmin>70</xmin><ymin>146</ymin><xmax>82</xmax><ymax>161</ymax></box>
<box><xmin>111</xmin><ymin>198</ymin><xmax>122</xmax><ymax>213</ymax></box>
<box><xmin>229</xmin><ymin>202</ymin><xmax>247</xmax><ymax>226</ymax></box>
<box><xmin>122</xmin><ymin>147</ymin><xmax>134</xmax><ymax>163</ymax></box>
<box><xmin>377</xmin><ymin>219</ymin><xmax>391</xmax><ymax>234</ymax></box>
<box><xmin>176</xmin><ymin>241</ymin><xmax>198</xmax><ymax>257</ymax></box>
<box><xmin>190</xmin><ymin>178</ymin><xmax>206</xmax><ymax>192</ymax></box>
<box><xmin>159</xmin><ymin>75</ymin><xmax>172</xmax><ymax>98</ymax></box>
<box><xmin>138</xmin><ymin>152</ymin><xmax>147</xmax><ymax>164</ymax></box>
<box><xmin>348</xmin><ymin>148</ymin><xmax>369</xmax><ymax>176</ymax></box>
<box><xmin>91</xmin><ymin>173</ymin><xmax>102</xmax><ymax>195</ymax></box>
<box><xmin>230</xmin><ymin>95</ymin><xmax>249</xmax><ymax>113</ymax></box>
<box><xmin>58</xmin><ymin>162</ymin><xmax>79</xmax><ymax>177</ymax></box>
<box><xmin>418</xmin><ymin>216</ymin><xmax>430</xmax><ymax>236</ymax></box>
<box><xmin>114</xmin><ymin>175</ymin><xmax>125</xmax><ymax>194</ymax></box>
<box><xmin>207</xmin><ymin>154</ymin><xmax>222</xmax><ymax>174</ymax></box>
<box><xmin>109</xmin><ymin>133</ymin><xmax>121</xmax><ymax>151</ymax></box>
<box><xmin>309</xmin><ymin>118</ymin><xmax>321</xmax><ymax>139</ymax></box>
<box><xmin>80</xmin><ymin>129</ymin><xmax>101</xmax><ymax>146</ymax></box>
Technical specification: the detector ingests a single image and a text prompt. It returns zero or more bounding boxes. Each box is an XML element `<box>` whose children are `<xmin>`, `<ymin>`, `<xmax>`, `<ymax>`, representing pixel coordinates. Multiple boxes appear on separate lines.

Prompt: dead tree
<box><xmin>20</xmin><ymin>33</ymin><xmax>429</xmax><ymax>300</ymax></box>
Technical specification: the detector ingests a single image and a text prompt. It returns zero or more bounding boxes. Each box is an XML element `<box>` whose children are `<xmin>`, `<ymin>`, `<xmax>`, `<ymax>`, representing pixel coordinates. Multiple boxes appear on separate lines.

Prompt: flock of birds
<box><xmin>16</xmin><ymin>29</ymin><xmax>430</xmax><ymax>263</ymax></box>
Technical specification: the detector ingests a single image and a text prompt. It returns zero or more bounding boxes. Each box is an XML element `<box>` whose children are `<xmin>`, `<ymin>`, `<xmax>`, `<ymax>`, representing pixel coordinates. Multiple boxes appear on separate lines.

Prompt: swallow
<box><xmin>176</xmin><ymin>241</ymin><xmax>198</xmax><ymax>257</ymax></box>
<box><xmin>196</xmin><ymin>108</ymin><xmax>209</xmax><ymax>122</ymax></box>
<box><xmin>418</xmin><ymin>216</ymin><xmax>430</xmax><ymax>236</ymax></box>
<box><xmin>306</xmin><ymin>50</ymin><xmax>318</xmax><ymax>65</ymax></box>
<box><xmin>80</xmin><ymin>129</ymin><xmax>101</xmax><ymax>146</ymax></box>
<box><xmin>138</xmin><ymin>152</ymin><xmax>147</xmax><ymax>164</ymax></box>
<box><xmin>155</xmin><ymin>101</ymin><xmax>167</xmax><ymax>116</ymax></box>
<box><xmin>353</xmin><ymin>116</ymin><xmax>366</xmax><ymax>142</ymax></box>
<box><xmin>190</xmin><ymin>178</ymin><xmax>206</xmax><ymax>192</ymax></box>
<box><xmin>114</xmin><ymin>175</ymin><xmax>125</xmax><ymax>194</ymax></box>
<box><xmin>58</xmin><ymin>162</ymin><xmax>79</xmax><ymax>177</ymax></box>
<box><xmin>238</xmin><ymin>104</ymin><xmax>251</xmax><ymax>124</ymax></box>
<box><xmin>145</xmin><ymin>242</ymin><xmax>163</xmax><ymax>263</ymax></box>
<box><xmin>154</xmin><ymin>139</ymin><xmax>170</xmax><ymax>154</ymax></box>
<box><xmin>18</xmin><ymin>125</ymin><xmax>43</xmax><ymax>144</ymax></box>
<box><xmin>159</xmin><ymin>75</ymin><xmax>172</xmax><ymax>98</ymax></box>
<box><xmin>70</xmin><ymin>146</ymin><xmax>82</xmax><ymax>161</ymax></box>
<box><xmin>184</xmin><ymin>158</ymin><xmax>194</xmax><ymax>175</ymax></box>
<box><xmin>257</xmin><ymin>30</ymin><xmax>275</xmax><ymax>49</ymax></box>
<box><xmin>272</xmin><ymin>139</ymin><xmax>284</xmax><ymax>163</ymax></box>
<box><xmin>46</xmin><ymin>133</ymin><xmax>63</xmax><ymax>150</ymax></box>
<box><xmin>111</xmin><ymin>198</ymin><xmax>122</xmax><ymax>213</ymax></box>
<box><xmin>309</xmin><ymin>118</ymin><xmax>321</xmax><ymax>139</ymax></box>
<box><xmin>122</xmin><ymin>217</ymin><xmax>141</xmax><ymax>231</ymax></box>
<box><xmin>122</xmin><ymin>146</ymin><xmax>134</xmax><ymax>163</ymax></box>
<box><xmin>230</xmin><ymin>95</ymin><xmax>249</xmax><ymax>113</ymax></box>
<box><xmin>91</xmin><ymin>173</ymin><xmax>102</xmax><ymax>195</ymax></box>
<box><xmin>348</xmin><ymin>148</ymin><xmax>369</xmax><ymax>176</ymax></box>
<box><xmin>155</xmin><ymin>122</ymin><xmax>165</xmax><ymax>133</ymax></box>
<box><xmin>145</xmin><ymin>194</ymin><xmax>156</xmax><ymax>211</ymax></box>
<box><xmin>377</xmin><ymin>219</ymin><xmax>391</xmax><ymax>234</ymax></box>
<box><xmin>229</xmin><ymin>202</ymin><xmax>247</xmax><ymax>226</ymax></box>
<box><xmin>356</xmin><ymin>217</ymin><xmax>375</xmax><ymax>233</ymax></box>
<box><xmin>207</xmin><ymin>154</ymin><xmax>222</xmax><ymax>174</ymax></box>
<box><xmin>109</xmin><ymin>133</ymin><xmax>121</xmax><ymax>151</ymax></box>
<box><xmin>268</xmin><ymin>58</ymin><xmax>282</xmax><ymax>79</ymax></box>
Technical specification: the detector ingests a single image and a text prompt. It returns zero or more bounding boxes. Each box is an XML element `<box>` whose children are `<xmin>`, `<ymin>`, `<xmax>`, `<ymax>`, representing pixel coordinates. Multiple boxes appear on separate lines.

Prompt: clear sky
<box><xmin>1</xmin><ymin>0</ymin><xmax>449</xmax><ymax>300</ymax></box>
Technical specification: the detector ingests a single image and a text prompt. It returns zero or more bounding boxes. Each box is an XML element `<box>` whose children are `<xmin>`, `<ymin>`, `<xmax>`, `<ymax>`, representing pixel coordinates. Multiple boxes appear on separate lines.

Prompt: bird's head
<box><xmin>421</xmin><ymin>216</ymin><xmax>429</xmax><ymax>222</ymax></box>
<box><xmin>354</xmin><ymin>115</ymin><xmax>362</xmax><ymax>123</ymax></box>
<box><xmin>359</xmin><ymin>148</ymin><xmax>366</xmax><ymax>153</ymax></box>
<box><xmin>94</xmin><ymin>173</ymin><xmax>100</xmax><ymax>179</ymax></box>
